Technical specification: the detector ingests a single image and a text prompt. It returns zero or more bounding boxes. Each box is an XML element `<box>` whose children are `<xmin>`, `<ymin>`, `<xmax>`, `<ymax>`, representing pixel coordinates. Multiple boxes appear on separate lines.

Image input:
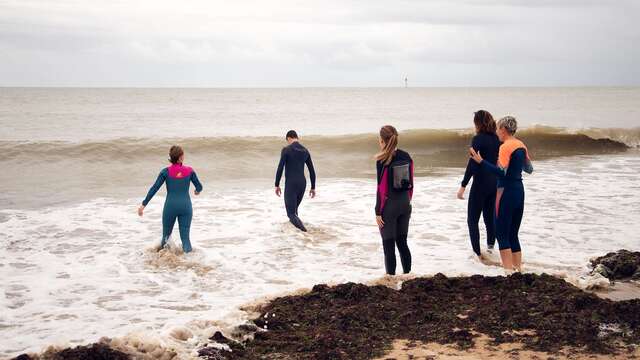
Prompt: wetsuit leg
<box><xmin>509</xmin><ymin>190</ymin><xmax>524</xmax><ymax>253</ymax></box>
<box><xmin>295</xmin><ymin>184</ymin><xmax>306</xmax><ymax>216</ymax></box>
<box><xmin>482</xmin><ymin>190</ymin><xmax>497</xmax><ymax>248</ymax></box>
<box><xmin>495</xmin><ymin>191</ymin><xmax>513</xmax><ymax>251</ymax></box>
<box><xmin>467</xmin><ymin>188</ymin><xmax>483</xmax><ymax>256</ymax></box>
<box><xmin>395</xmin><ymin>205</ymin><xmax>412</xmax><ymax>274</ymax></box>
<box><xmin>381</xmin><ymin>213</ymin><xmax>398</xmax><ymax>275</ymax></box>
<box><xmin>161</xmin><ymin>207</ymin><xmax>177</xmax><ymax>248</ymax></box>
<box><xmin>284</xmin><ymin>182</ymin><xmax>307</xmax><ymax>232</ymax></box>
<box><xmin>177</xmin><ymin>210</ymin><xmax>193</xmax><ymax>253</ymax></box>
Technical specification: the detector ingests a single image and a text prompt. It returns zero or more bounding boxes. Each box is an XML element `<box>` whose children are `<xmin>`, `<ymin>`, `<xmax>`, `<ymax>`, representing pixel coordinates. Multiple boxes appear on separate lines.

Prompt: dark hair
<box><xmin>286</xmin><ymin>130</ymin><xmax>298</xmax><ymax>139</ymax></box>
<box><xmin>473</xmin><ymin>110</ymin><xmax>496</xmax><ymax>134</ymax></box>
<box><xmin>169</xmin><ymin>145</ymin><xmax>184</xmax><ymax>164</ymax></box>
<box><xmin>375</xmin><ymin>125</ymin><xmax>398</xmax><ymax>166</ymax></box>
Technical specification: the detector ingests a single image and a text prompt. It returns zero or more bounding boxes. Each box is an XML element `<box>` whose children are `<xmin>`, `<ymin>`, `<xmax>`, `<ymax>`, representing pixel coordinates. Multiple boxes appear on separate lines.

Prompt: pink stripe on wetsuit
<box><xmin>167</xmin><ymin>163</ymin><xmax>193</xmax><ymax>179</ymax></box>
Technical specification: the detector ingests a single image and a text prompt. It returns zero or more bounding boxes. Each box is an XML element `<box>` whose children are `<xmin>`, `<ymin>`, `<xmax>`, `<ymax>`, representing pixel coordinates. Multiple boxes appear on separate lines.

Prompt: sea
<box><xmin>1</xmin><ymin>87</ymin><xmax>639</xmax><ymax>358</ymax></box>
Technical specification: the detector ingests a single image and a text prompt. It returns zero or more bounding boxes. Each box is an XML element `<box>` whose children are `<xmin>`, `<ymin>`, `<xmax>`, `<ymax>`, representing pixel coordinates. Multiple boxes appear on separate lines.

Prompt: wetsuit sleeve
<box><xmin>191</xmin><ymin>171</ymin><xmax>203</xmax><ymax>193</ymax></box>
<box><xmin>306</xmin><ymin>154</ymin><xmax>316</xmax><ymax>190</ymax></box>
<box><xmin>409</xmin><ymin>159</ymin><xmax>414</xmax><ymax>201</ymax></box>
<box><xmin>142</xmin><ymin>169</ymin><xmax>167</xmax><ymax>206</ymax></box>
<box><xmin>480</xmin><ymin>160</ymin><xmax>506</xmax><ymax>177</ymax></box>
<box><xmin>461</xmin><ymin>137</ymin><xmax>481</xmax><ymax>187</ymax></box>
<box><xmin>375</xmin><ymin>162</ymin><xmax>385</xmax><ymax>216</ymax></box>
<box><xmin>275</xmin><ymin>148</ymin><xmax>286</xmax><ymax>187</ymax></box>
<box><xmin>524</xmin><ymin>158</ymin><xmax>534</xmax><ymax>174</ymax></box>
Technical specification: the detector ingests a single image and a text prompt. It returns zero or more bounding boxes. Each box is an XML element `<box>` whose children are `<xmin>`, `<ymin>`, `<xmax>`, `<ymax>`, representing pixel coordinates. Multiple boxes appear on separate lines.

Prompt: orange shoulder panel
<box><xmin>498</xmin><ymin>138</ymin><xmax>529</xmax><ymax>168</ymax></box>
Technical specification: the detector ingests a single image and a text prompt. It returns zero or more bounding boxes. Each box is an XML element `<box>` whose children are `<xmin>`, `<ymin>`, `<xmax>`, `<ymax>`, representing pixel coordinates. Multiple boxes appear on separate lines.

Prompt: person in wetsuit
<box><xmin>457</xmin><ymin>110</ymin><xmax>500</xmax><ymax>259</ymax></box>
<box><xmin>375</xmin><ymin>125</ymin><xmax>414</xmax><ymax>275</ymax></box>
<box><xmin>275</xmin><ymin>130</ymin><xmax>316</xmax><ymax>232</ymax></box>
<box><xmin>138</xmin><ymin>145</ymin><xmax>203</xmax><ymax>253</ymax></box>
<box><xmin>470</xmin><ymin>116</ymin><xmax>533</xmax><ymax>272</ymax></box>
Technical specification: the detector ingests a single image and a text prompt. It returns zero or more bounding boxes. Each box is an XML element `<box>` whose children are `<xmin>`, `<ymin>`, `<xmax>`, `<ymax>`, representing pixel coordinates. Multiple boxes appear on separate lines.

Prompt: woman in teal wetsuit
<box><xmin>138</xmin><ymin>145</ymin><xmax>203</xmax><ymax>253</ymax></box>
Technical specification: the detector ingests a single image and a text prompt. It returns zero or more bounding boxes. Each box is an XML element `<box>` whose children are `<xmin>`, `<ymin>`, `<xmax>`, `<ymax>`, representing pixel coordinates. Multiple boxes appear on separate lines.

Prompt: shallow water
<box><xmin>1</xmin><ymin>151</ymin><xmax>639</xmax><ymax>358</ymax></box>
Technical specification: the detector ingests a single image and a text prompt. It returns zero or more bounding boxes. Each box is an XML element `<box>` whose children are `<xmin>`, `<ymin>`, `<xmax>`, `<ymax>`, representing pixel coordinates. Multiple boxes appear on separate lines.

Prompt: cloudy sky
<box><xmin>0</xmin><ymin>0</ymin><xmax>638</xmax><ymax>87</ymax></box>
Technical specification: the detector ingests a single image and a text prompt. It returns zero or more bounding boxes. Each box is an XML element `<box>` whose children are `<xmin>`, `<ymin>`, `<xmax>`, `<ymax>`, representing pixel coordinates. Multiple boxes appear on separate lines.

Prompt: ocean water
<box><xmin>1</xmin><ymin>87</ymin><xmax>639</xmax><ymax>358</ymax></box>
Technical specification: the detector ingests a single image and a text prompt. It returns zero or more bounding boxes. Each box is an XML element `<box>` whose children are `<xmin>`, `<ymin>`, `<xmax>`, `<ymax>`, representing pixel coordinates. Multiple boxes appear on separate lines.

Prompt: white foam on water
<box><xmin>1</xmin><ymin>153</ymin><xmax>639</xmax><ymax>358</ymax></box>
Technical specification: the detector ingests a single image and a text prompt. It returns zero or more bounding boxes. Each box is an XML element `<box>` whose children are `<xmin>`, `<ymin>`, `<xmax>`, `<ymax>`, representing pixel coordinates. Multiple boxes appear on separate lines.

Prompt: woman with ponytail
<box><xmin>375</xmin><ymin>125</ymin><xmax>414</xmax><ymax>275</ymax></box>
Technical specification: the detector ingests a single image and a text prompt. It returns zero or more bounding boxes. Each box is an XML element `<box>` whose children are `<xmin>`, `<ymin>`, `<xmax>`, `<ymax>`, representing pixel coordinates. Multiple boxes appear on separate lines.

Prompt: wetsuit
<box><xmin>142</xmin><ymin>163</ymin><xmax>203</xmax><ymax>253</ymax></box>
<box><xmin>376</xmin><ymin>149</ymin><xmax>414</xmax><ymax>275</ymax></box>
<box><xmin>480</xmin><ymin>138</ymin><xmax>533</xmax><ymax>253</ymax></box>
<box><xmin>461</xmin><ymin>132</ymin><xmax>500</xmax><ymax>256</ymax></box>
<box><xmin>275</xmin><ymin>142</ymin><xmax>316</xmax><ymax>232</ymax></box>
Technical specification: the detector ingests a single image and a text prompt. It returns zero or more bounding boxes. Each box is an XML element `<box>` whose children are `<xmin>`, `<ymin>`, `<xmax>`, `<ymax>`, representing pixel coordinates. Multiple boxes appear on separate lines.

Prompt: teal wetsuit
<box><xmin>142</xmin><ymin>163</ymin><xmax>203</xmax><ymax>253</ymax></box>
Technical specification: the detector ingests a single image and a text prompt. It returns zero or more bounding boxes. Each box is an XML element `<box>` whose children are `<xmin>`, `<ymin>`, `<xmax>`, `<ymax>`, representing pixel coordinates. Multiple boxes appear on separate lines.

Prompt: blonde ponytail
<box><xmin>375</xmin><ymin>125</ymin><xmax>399</xmax><ymax>166</ymax></box>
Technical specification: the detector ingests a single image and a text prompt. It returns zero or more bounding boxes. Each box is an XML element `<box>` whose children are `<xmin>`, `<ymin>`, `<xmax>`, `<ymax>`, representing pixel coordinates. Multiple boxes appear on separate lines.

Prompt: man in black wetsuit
<box><xmin>275</xmin><ymin>130</ymin><xmax>316</xmax><ymax>232</ymax></box>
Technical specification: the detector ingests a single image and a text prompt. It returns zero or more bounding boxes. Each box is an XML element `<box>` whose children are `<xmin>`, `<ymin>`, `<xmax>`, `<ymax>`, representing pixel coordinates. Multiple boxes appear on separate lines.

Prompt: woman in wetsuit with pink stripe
<box><xmin>375</xmin><ymin>125</ymin><xmax>415</xmax><ymax>275</ymax></box>
<box><xmin>138</xmin><ymin>145</ymin><xmax>203</xmax><ymax>253</ymax></box>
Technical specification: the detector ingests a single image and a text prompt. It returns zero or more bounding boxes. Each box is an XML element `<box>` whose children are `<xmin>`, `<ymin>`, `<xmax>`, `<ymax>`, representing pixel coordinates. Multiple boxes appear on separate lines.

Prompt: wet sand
<box><xmin>378</xmin><ymin>335</ymin><xmax>640</xmax><ymax>360</ymax></box>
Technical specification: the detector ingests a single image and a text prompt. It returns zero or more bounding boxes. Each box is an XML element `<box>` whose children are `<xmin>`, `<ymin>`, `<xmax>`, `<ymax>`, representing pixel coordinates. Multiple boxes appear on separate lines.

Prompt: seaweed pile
<box><xmin>591</xmin><ymin>250</ymin><xmax>640</xmax><ymax>280</ymax></box>
<box><xmin>12</xmin><ymin>343</ymin><xmax>129</xmax><ymax>360</ymax></box>
<box><xmin>199</xmin><ymin>273</ymin><xmax>640</xmax><ymax>360</ymax></box>
<box><xmin>11</xmin><ymin>254</ymin><xmax>640</xmax><ymax>360</ymax></box>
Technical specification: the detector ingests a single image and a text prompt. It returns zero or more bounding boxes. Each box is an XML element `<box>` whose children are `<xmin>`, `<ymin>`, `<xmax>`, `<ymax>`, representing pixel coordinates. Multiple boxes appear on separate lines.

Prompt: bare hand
<box><xmin>275</xmin><ymin>187</ymin><xmax>282</xmax><ymax>197</ymax></box>
<box><xmin>309</xmin><ymin>189</ymin><xmax>316</xmax><ymax>198</ymax></box>
<box><xmin>138</xmin><ymin>205</ymin><xmax>145</xmax><ymax>217</ymax></box>
<box><xmin>194</xmin><ymin>190</ymin><xmax>200</xmax><ymax>196</ymax></box>
<box><xmin>469</xmin><ymin>147</ymin><xmax>483</xmax><ymax>163</ymax></box>
<box><xmin>376</xmin><ymin>216</ymin><xmax>385</xmax><ymax>228</ymax></box>
<box><xmin>457</xmin><ymin>186</ymin><xmax>466</xmax><ymax>200</ymax></box>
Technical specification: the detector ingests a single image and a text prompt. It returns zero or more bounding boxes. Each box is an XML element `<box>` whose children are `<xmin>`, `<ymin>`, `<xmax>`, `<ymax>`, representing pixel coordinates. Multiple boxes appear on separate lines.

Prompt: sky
<box><xmin>0</xmin><ymin>0</ymin><xmax>639</xmax><ymax>87</ymax></box>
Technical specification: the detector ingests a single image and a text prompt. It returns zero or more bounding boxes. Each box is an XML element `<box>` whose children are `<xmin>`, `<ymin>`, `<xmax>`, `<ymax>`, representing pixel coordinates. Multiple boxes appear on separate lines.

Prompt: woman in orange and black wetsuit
<box><xmin>470</xmin><ymin>116</ymin><xmax>533</xmax><ymax>271</ymax></box>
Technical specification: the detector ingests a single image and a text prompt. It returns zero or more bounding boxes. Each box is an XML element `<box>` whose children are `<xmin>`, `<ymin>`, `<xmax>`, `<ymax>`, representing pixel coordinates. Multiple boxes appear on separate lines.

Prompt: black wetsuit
<box><xmin>461</xmin><ymin>132</ymin><xmax>500</xmax><ymax>256</ymax></box>
<box><xmin>375</xmin><ymin>149</ymin><xmax>414</xmax><ymax>275</ymax></box>
<box><xmin>275</xmin><ymin>141</ymin><xmax>316</xmax><ymax>231</ymax></box>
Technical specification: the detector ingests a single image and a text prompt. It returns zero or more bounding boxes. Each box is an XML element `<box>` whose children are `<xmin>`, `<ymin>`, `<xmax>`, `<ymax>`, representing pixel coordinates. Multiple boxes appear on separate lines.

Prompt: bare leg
<box><xmin>499</xmin><ymin>249</ymin><xmax>513</xmax><ymax>270</ymax></box>
<box><xmin>512</xmin><ymin>252</ymin><xmax>522</xmax><ymax>271</ymax></box>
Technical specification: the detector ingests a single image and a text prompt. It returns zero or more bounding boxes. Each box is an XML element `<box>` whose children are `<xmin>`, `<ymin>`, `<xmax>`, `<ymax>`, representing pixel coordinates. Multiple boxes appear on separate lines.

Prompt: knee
<box><xmin>496</xmin><ymin>236</ymin><xmax>510</xmax><ymax>251</ymax></box>
<box><xmin>396</xmin><ymin>235</ymin><xmax>409</xmax><ymax>248</ymax></box>
<box><xmin>511</xmin><ymin>239</ymin><xmax>521</xmax><ymax>253</ymax></box>
<box><xmin>382</xmin><ymin>238</ymin><xmax>395</xmax><ymax>252</ymax></box>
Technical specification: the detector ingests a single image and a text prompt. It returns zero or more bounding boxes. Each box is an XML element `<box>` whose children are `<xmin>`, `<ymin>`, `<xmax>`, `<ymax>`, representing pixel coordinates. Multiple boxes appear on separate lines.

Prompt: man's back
<box><xmin>275</xmin><ymin>142</ymin><xmax>316</xmax><ymax>188</ymax></box>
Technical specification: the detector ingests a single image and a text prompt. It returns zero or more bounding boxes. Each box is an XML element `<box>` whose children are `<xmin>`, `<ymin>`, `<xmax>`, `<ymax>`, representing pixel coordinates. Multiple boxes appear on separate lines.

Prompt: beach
<box><xmin>1</xmin><ymin>87</ymin><xmax>640</xmax><ymax>358</ymax></box>
<box><xmin>13</xmin><ymin>269</ymin><xmax>640</xmax><ymax>360</ymax></box>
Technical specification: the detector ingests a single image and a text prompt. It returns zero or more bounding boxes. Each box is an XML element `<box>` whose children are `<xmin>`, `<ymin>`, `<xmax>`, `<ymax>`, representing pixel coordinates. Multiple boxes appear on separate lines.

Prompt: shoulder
<box><xmin>395</xmin><ymin>149</ymin><xmax>412</xmax><ymax>161</ymax></box>
<box><xmin>471</xmin><ymin>133</ymin><xmax>482</xmax><ymax>145</ymax></box>
<box><xmin>160</xmin><ymin>167</ymin><xmax>169</xmax><ymax>175</ymax></box>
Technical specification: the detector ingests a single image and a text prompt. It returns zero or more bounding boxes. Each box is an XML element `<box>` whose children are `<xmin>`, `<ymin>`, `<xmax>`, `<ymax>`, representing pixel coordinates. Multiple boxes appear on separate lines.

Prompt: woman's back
<box><xmin>165</xmin><ymin>164</ymin><xmax>194</xmax><ymax>197</ymax></box>
<box><xmin>472</xmin><ymin>132</ymin><xmax>500</xmax><ymax>185</ymax></box>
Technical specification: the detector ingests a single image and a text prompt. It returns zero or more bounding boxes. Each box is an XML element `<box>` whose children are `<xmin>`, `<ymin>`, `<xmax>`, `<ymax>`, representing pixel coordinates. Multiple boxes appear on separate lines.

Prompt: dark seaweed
<box><xmin>203</xmin><ymin>273</ymin><xmax>640</xmax><ymax>360</ymax></box>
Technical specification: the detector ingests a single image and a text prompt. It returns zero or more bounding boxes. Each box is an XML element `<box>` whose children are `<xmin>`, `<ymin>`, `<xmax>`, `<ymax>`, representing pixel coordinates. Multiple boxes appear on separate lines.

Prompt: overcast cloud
<box><xmin>0</xmin><ymin>0</ymin><xmax>638</xmax><ymax>87</ymax></box>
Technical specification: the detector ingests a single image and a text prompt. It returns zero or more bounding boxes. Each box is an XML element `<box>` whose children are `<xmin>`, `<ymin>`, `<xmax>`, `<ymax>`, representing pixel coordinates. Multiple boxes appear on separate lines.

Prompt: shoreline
<box><xmin>13</xmin><ymin>272</ymin><xmax>640</xmax><ymax>360</ymax></box>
